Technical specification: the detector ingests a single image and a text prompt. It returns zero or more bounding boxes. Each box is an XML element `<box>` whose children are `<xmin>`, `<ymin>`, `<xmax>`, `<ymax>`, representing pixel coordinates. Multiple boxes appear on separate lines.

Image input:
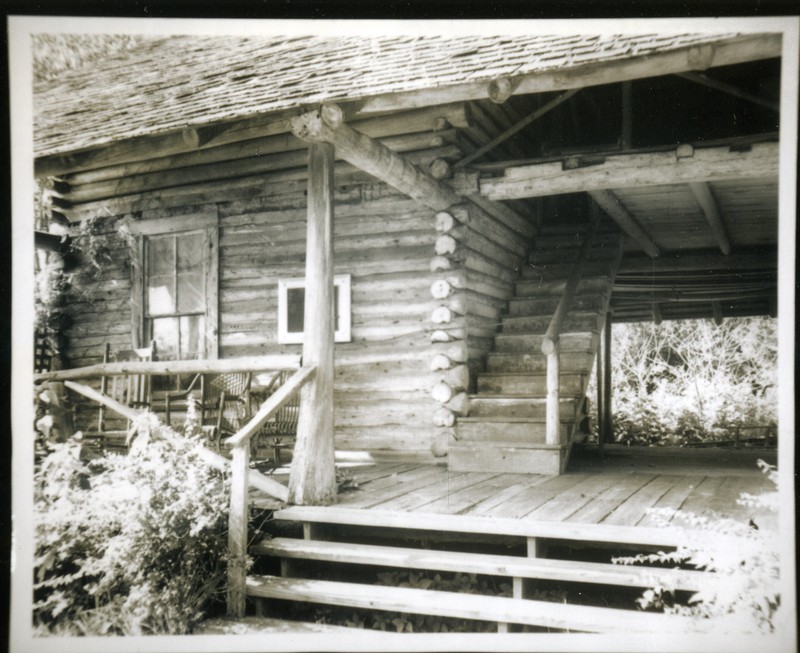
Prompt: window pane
<box><xmin>148</xmin><ymin>274</ymin><xmax>176</xmax><ymax>315</ymax></box>
<box><xmin>177</xmin><ymin>233</ymin><xmax>203</xmax><ymax>271</ymax></box>
<box><xmin>177</xmin><ymin>272</ymin><xmax>204</xmax><ymax>312</ymax></box>
<box><xmin>151</xmin><ymin>317</ymin><xmax>179</xmax><ymax>359</ymax></box>
<box><xmin>287</xmin><ymin>287</ymin><xmax>305</xmax><ymax>333</ymax></box>
<box><xmin>179</xmin><ymin>315</ymin><xmax>204</xmax><ymax>360</ymax></box>
<box><xmin>148</xmin><ymin>236</ymin><xmax>174</xmax><ymax>275</ymax></box>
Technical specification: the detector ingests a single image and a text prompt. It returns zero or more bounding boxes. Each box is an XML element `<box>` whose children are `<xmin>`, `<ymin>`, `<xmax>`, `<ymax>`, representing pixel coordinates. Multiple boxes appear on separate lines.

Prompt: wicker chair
<box><xmin>165</xmin><ymin>372</ymin><xmax>252</xmax><ymax>452</ymax></box>
<box><xmin>253</xmin><ymin>370</ymin><xmax>300</xmax><ymax>468</ymax></box>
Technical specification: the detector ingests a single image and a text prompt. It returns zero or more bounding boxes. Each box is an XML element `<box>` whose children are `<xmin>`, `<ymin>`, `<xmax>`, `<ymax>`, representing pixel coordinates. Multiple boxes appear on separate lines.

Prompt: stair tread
<box><xmin>252</xmin><ymin>537</ymin><xmax>704</xmax><ymax>591</ymax></box>
<box><xmin>246</xmin><ymin>574</ymin><xmax>699</xmax><ymax>633</ymax></box>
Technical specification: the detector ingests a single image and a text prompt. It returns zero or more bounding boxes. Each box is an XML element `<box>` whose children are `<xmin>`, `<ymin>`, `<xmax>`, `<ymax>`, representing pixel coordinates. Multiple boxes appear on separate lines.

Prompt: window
<box><xmin>277</xmin><ymin>274</ymin><xmax>351</xmax><ymax>344</ymax></box>
<box><xmin>128</xmin><ymin>211</ymin><xmax>219</xmax><ymax>360</ymax></box>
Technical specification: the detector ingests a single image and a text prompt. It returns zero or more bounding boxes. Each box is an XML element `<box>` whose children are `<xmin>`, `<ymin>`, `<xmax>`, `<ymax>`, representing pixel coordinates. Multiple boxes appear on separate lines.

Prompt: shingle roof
<box><xmin>34</xmin><ymin>32</ymin><xmax>742</xmax><ymax>158</ymax></box>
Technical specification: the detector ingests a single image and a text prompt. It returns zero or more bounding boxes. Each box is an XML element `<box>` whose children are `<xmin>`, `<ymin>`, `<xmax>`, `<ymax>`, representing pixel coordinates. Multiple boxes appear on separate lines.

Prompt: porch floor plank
<box><xmin>375</xmin><ymin>472</ymin><xmax>499</xmax><ymax>512</ymax></box>
<box><xmin>601</xmin><ymin>475</ymin><xmax>679</xmax><ymax>526</ymax></box>
<box><xmin>338</xmin><ymin>465</ymin><xmax>445</xmax><ymax>509</ymax></box>
<box><xmin>421</xmin><ymin>473</ymin><xmax>531</xmax><ymax>514</ymax></box>
<box><xmin>523</xmin><ymin>474</ymin><xmax>624</xmax><ymax>522</ymax></box>
<box><xmin>635</xmin><ymin>475</ymin><xmax>700</xmax><ymax>527</ymax></box>
<box><xmin>565</xmin><ymin>474</ymin><xmax>657</xmax><ymax>525</ymax></box>
<box><xmin>489</xmin><ymin>474</ymin><xmax>588</xmax><ymax>519</ymax></box>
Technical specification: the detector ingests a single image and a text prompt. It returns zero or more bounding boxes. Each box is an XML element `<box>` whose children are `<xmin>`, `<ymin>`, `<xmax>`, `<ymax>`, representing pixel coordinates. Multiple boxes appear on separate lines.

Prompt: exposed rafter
<box><xmin>676</xmin><ymin>71</ymin><xmax>780</xmax><ymax>114</ymax></box>
<box><xmin>454</xmin><ymin>90</ymin><xmax>578</xmax><ymax>169</ymax></box>
<box><xmin>589</xmin><ymin>190</ymin><xmax>660</xmax><ymax>258</ymax></box>
<box><xmin>291</xmin><ymin>104</ymin><xmax>459</xmax><ymax>211</ymax></box>
<box><xmin>479</xmin><ymin>142</ymin><xmax>778</xmax><ymax>201</ymax></box>
<box><xmin>688</xmin><ymin>181</ymin><xmax>732</xmax><ymax>255</ymax></box>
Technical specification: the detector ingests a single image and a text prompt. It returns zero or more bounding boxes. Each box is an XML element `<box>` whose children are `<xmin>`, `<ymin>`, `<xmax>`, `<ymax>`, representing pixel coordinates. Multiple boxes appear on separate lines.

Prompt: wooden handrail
<box><xmin>226</xmin><ymin>364</ymin><xmax>316</xmax><ymax>618</ymax></box>
<box><xmin>540</xmin><ymin>205</ymin><xmax>602</xmax><ymax>447</ymax></box>
<box><xmin>35</xmin><ymin>354</ymin><xmax>301</xmax><ymax>383</ymax></box>
<box><xmin>541</xmin><ymin>210</ymin><xmax>602</xmax><ymax>356</ymax></box>
<box><xmin>225</xmin><ymin>365</ymin><xmax>316</xmax><ymax>448</ymax></box>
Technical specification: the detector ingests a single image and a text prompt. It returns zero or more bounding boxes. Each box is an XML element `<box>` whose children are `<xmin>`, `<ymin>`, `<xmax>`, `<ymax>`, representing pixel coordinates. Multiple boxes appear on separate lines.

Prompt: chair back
<box><xmin>204</xmin><ymin>372</ymin><xmax>252</xmax><ymax>435</ymax></box>
<box><xmin>98</xmin><ymin>342</ymin><xmax>154</xmax><ymax>432</ymax></box>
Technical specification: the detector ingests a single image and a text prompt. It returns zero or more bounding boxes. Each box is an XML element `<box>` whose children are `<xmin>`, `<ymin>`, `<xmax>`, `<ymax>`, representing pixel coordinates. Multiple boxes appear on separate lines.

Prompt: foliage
<box><xmin>588</xmin><ymin>317</ymin><xmax>777</xmax><ymax>445</ymax></box>
<box><xmin>614</xmin><ymin>461</ymin><xmax>781</xmax><ymax>634</ymax></box>
<box><xmin>33</xmin><ymin>411</ymin><xmax>230</xmax><ymax>636</ymax></box>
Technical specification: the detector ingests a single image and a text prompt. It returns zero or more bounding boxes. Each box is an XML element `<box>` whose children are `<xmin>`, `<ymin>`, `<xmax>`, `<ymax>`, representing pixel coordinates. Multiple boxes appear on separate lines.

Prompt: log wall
<box><xmin>427</xmin><ymin>201</ymin><xmax>536</xmax><ymax>451</ymax></box>
<box><xmin>59</xmin><ymin>184</ymin><xmax>444</xmax><ymax>459</ymax></box>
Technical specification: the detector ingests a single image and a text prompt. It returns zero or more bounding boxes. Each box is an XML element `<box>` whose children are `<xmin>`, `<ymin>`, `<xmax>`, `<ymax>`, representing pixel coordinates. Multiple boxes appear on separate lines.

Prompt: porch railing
<box><xmin>223</xmin><ymin>365</ymin><xmax>316</xmax><ymax>617</ymax></box>
<box><xmin>34</xmin><ymin>355</ymin><xmax>314</xmax><ymax>619</ymax></box>
<box><xmin>540</xmin><ymin>209</ymin><xmax>600</xmax><ymax>446</ymax></box>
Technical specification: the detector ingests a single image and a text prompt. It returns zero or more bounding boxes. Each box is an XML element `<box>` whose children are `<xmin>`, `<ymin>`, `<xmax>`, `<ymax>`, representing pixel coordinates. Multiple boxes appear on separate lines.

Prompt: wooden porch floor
<box><xmin>252</xmin><ymin>445</ymin><xmax>777</xmax><ymax>531</ymax></box>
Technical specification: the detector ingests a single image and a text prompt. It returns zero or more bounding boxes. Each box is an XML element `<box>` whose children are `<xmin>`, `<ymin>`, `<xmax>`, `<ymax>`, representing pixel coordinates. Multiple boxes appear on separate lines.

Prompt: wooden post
<box><xmin>227</xmin><ymin>443</ymin><xmax>249</xmax><ymax>617</ymax></box>
<box><xmin>595</xmin><ymin>342</ymin><xmax>605</xmax><ymax>449</ymax></box>
<box><xmin>288</xmin><ymin>142</ymin><xmax>337</xmax><ymax>506</ymax></box>
<box><xmin>545</xmin><ymin>342</ymin><xmax>561</xmax><ymax>446</ymax></box>
<box><xmin>45</xmin><ymin>381</ymin><xmax>74</xmax><ymax>442</ymax></box>
<box><xmin>600</xmin><ymin>312</ymin><xmax>613</xmax><ymax>444</ymax></box>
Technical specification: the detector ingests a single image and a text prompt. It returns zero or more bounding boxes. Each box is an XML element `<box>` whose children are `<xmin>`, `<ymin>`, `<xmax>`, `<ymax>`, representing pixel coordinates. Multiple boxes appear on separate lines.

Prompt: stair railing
<box><xmin>223</xmin><ymin>364</ymin><xmax>317</xmax><ymax>618</ymax></box>
<box><xmin>540</xmin><ymin>208</ymin><xmax>601</xmax><ymax>446</ymax></box>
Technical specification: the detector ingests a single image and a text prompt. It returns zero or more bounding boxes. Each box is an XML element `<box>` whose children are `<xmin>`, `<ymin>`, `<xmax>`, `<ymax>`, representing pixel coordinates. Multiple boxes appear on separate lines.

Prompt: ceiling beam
<box><xmin>589</xmin><ymin>190</ymin><xmax>660</xmax><ymax>258</ymax></box>
<box><xmin>676</xmin><ymin>71</ymin><xmax>780</xmax><ymax>114</ymax></box>
<box><xmin>688</xmin><ymin>181</ymin><xmax>732</xmax><ymax>255</ymax></box>
<box><xmin>479</xmin><ymin>142</ymin><xmax>778</xmax><ymax>201</ymax></box>
<box><xmin>291</xmin><ymin>104</ymin><xmax>459</xmax><ymax>211</ymax></box>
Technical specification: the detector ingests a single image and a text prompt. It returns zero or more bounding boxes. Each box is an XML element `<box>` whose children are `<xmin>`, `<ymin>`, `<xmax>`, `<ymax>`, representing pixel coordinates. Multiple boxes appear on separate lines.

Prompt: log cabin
<box><xmin>31</xmin><ymin>27</ymin><xmax>789</xmax><ymax>631</ymax></box>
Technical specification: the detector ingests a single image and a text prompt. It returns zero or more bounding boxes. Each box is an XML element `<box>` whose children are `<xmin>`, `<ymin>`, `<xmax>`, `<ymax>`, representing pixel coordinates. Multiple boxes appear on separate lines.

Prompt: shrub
<box><xmin>614</xmin><ymin>461</ymin><xmax>781</xmax><ymax>634</ymax></box>
<box><xmin>588</xmin><ymin>317</ymin><xmax>777</xmax><ymax>445</ymax></box>
<box><xmin>33</xmin><ymin>410</ymin><xmax>230</xmax><ymax>635</ymax></box>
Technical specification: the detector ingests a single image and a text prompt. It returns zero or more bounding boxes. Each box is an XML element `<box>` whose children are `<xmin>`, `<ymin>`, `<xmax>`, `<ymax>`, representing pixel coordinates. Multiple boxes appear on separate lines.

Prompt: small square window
<box><xmin>277</xmin><ymin>274</ymin><xmax>351</xmax><ymax>344</ymax></box>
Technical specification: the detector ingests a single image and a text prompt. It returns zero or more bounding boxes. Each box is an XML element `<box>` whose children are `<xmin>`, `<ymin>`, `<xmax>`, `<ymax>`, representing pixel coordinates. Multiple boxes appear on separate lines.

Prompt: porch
<box><xmin>253</xmin><ymin>444</ymin><xmax>777</xmax><ymax>530</ymax></box>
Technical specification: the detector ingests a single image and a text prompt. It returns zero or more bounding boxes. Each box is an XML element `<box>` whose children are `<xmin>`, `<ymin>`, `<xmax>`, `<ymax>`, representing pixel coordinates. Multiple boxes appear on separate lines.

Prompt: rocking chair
<box><xmin>252</xmin><ymin>370</ymin><xmax>300</xmax><ymax>469</ymax></box>
<box><xmin>89</xmin><ymin>341</ymin><xmax>155</xmax><ymax>450</ymax></box>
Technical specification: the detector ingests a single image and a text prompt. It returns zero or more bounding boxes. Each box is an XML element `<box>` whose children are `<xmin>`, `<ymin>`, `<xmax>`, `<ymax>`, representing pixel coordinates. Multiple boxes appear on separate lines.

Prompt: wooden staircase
<box><xmin>242</xmin><ymin>505</ymin><xmax>714</xmax><ymax>633</ymax></box>
<box><xmin>450</xmin><ymin>225</ymin><xmax>623</xmax><ymax>475</ymax></box>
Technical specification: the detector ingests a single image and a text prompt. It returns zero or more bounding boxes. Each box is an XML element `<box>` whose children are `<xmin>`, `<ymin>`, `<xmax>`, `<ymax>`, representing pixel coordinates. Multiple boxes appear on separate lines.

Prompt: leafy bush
<box><xmin>33</xmin><ymin>410</ymin><xmax>230</xmax><ymax>635</ymax></box>
<box><xmin>588</xmin><ymin>317</ymin><xmax>777</xmax><ymax>445</ymax></box>
<box><xmin>614</xmin><ymin>461</ymin><xmax>781</xmax><ymax>633</ymax></box>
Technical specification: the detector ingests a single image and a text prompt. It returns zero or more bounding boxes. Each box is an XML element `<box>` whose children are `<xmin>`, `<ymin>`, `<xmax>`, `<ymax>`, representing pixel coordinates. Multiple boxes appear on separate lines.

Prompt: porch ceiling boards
<box><xmin>252</xmin><ymin>447</ymin><xmax>777</xmax><ymax>532</ymax></box>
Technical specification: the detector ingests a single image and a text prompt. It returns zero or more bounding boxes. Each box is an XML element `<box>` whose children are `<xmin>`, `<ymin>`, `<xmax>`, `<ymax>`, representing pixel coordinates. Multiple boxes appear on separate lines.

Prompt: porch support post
<box><xmin>288</xmin><ymin>142</ymin><xmax>337</xmax><ymax>506</ymax></box>
<box><xmin>545</xmin><ymin>342</ymin><xmax>561</xmax><ymax>446</ymax></box>
<box><xmin>599</xmin><ymin>311</ymin><xmax>613</xmax><ymax>444</ymax></box>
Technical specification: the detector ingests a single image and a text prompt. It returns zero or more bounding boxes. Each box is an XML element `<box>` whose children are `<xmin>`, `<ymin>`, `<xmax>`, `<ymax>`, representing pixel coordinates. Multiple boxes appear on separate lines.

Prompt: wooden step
<box><xmin>448</xmin><ymin>442</ymin><xmax>571</xmax><ymax>475</ymax></box>
<box><xmin>486</xmin><ymin>351</ymin><xmax>595</xmax><ymax>374</ymax></box>
<box><xmin>501</xmin><ymin>313</ymin><xmax>602</xmax><ymax>334</ymax></box>
<box><xmin>273</xmin><ymin>505</ymin><xmax>707</xmax><ymax>548</ymax></box>
<box><xmin>468</xmin><ymin>395</ymin><xmax>580</xmax><ymax>419</ymax></box>
<box><xmin>508</xmin><ymin>294</ymin><xmax>607</xmax><ymax>317</ymax></box>
<box><xmin>456</xmin><ymin>417</ymin><xmax>570</xmax><ymax>443</ymax></box>
<box><xmin>515</xmin><ymin>276</ymin><xmax>611</xmax><ymax>297</ymax></box>
<box><xmin>494</xmin><ymin>331</ymin><xmax>598</xmax><ymax>353</ymax></box>
<box><xmin>245</xmin><ymin>574</ymin><xmax>703</xmax><ymax>633</ymax></box>
<box><xmin>252</xmin><ymin>537</ymin><xmax>706</xmax><ymax>592</ymax></box>
<box><xmin>477</xmin><ymin>372</ymin><xmax>585</xmax><ymax>395</ymax></box>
